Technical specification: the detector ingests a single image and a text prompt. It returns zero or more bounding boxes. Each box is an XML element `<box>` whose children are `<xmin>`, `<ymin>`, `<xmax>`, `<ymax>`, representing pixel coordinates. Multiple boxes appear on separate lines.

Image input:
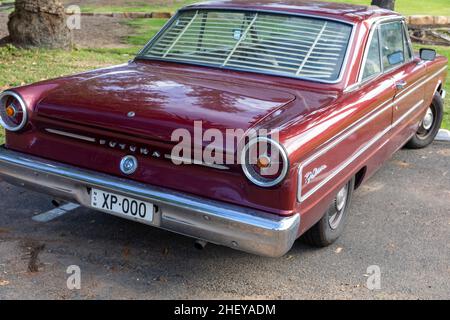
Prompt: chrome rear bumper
<box><xmin>0</xmin><ymin>147</ymin><xmax>300</xmax><ymax>257</ymax></box>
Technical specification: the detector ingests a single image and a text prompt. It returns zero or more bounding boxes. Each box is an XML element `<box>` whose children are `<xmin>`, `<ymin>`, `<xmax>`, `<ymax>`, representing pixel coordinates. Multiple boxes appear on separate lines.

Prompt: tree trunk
<box><xmin>7</xmin><ymin>0</ymin><xmax>72</xmax><ymax>49</ymax></box>
<box><xmin>371</xmin><ymin>0</ymin><xmax>396</xmax><ymax>11</ymax></box>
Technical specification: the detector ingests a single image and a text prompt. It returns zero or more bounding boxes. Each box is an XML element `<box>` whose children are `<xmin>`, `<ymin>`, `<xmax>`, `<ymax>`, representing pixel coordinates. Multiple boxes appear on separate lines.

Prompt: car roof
<box><xmin>184</xmin><ymin>0</ymin><xmax>401</xmax><ymax>23</ymax></box>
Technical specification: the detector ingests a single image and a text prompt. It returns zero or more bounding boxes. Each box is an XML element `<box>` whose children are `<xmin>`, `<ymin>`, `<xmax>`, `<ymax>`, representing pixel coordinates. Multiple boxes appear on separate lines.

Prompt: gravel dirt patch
<box><xmin>71</xmin><ymin>15</ymin><xmax>133</xmax><ymax>48</ymax></box>
<box><xmin>0</xmin><ymin>13</ymin><xmax>133</xmax><ymax>48</ymax></box>
<box><xmin>0</xmin><ymin>13</ymin><xmax>7</xmax><ymax>40</ymax></box>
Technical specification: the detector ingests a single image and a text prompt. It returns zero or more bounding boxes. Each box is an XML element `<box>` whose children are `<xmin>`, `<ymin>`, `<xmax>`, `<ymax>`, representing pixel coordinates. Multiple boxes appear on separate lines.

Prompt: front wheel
<box><xmin>303</xmin><ymin>177</ymin><xmax>355</xmax><ymax>247</ymax></box>
<box><xmin>405</xmin><ymin>92</ymin><xmax>444</xmax><ymax>149</ymax></box>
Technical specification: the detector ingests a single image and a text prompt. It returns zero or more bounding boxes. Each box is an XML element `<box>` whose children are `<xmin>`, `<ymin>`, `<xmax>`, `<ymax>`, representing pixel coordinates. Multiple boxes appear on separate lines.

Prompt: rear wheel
<box><xmin>405</xmin><ymin>92</ymin><xmax>443</xmax><ymax>149</ymax></box>
<box><xmin>303</xmin><ymin>177</ymin><xmax>355</xmax><ymax>247</ymax></box>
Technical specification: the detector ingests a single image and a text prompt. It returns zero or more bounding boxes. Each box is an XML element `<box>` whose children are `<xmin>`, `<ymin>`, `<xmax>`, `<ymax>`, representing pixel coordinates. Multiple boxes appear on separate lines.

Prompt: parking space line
<box><xmin>32</xmin><ymin>203</ymin><xmax>80</xmax><ymax>223</ymax></box>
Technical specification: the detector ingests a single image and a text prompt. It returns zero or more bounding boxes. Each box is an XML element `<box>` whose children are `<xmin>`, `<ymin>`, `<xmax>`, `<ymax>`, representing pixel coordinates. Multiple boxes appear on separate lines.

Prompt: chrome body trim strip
<box><xmin>297</xmin><ymin>98</ymin><xmax>394</xmax><ymax>201</ymax></box>
<box><xmin>0</xmin><ymin>147</ymin><xmax>299</xmax><ymax>257</ymax></box>
<box><xmin>164</xmin><ymin>154</ymin><xmax>230</xmax><ymax>170</ymax></box>
<box><xmin>45</xmin><ymin>128</ymin><xmax>96</xmax><ymax>143</ymax></box>
<box><xmin>297</xmin><ymin>65</ymin><xmax>446</xmax><ymax>202</ymax></box>
<box><xmin>298</xmin><ymin>99</ymin><xmax>424</xmax><ymax>202</ymax></box>
<box><xmin>393</xmin><ymin>66</ymin><xmax>446</xmax><ymax>103</ymax></box>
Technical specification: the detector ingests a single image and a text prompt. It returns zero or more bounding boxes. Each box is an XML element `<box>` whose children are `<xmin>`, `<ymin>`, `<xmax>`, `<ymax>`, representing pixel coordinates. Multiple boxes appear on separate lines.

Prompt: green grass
<box><xmin>2</xmin><ymin>0</ymin><xmax>450</xmax><ymax>15</ymax></box>
<box><xmin>0</xmin><ymin>0</ymin><xmax>14</xmax><ymax>13</ymax></box>
<box><xmin>0</xmin><ymin>45</ymin><xmax>138</xmax><ymax>88</ymax></box>
<box><xmin>123</xmin><ymin>18</ymin><xmax>168</xmax><ymax>46</ymax></box>
<box><xmin>432</xmin><ymin>46</ymin><xmax>450</xmax><ymax>130</ymax></box>
<box><xmin>77</xmin><ymin>0</ymin><xmax>450</xmax><ymax>16</ymax></box>
<box><xmin>80</xmin><ymin>0</ymin><xmax>199</xmax><ymax>14</ymax></box>
<box><xmin>411</xmin><ymin>45</ymin><xmax>450</xmax><ymax>129</ymax></box>
<box><xmin>319</xmin><ymin>0</ymin><xmax>450</xmax><ymax>16</ymax></box>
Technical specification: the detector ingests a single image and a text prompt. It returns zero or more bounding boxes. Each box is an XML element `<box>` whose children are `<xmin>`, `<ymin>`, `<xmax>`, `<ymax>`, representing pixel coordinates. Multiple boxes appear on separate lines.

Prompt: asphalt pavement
<box><xmin>0</xmin><ymin>142</ymin><xmax>449</xmax><ymax>299</ymax></box>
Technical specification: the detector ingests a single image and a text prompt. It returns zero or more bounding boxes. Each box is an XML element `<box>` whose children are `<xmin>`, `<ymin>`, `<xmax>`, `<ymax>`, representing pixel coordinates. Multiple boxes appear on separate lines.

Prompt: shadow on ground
<box><xmin>0</xmin><ymin>142</ymin><xmax>449</xmax><ymax>299</ymax></box>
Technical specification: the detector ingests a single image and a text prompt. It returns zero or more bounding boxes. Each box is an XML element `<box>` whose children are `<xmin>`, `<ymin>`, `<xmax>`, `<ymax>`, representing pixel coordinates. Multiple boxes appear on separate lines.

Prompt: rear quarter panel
<box><xmin>285</xmin><ymin>74</ymin><xmax>395</xmax><ymax>235</ymax></box>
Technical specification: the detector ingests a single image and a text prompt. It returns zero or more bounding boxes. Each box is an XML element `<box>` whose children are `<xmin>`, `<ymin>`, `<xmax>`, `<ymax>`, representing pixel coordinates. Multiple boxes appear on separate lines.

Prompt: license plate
<box><xmin>91</xmin><ymin>188</ymin><xmax>154</xmax><ymax>223</ymax></box>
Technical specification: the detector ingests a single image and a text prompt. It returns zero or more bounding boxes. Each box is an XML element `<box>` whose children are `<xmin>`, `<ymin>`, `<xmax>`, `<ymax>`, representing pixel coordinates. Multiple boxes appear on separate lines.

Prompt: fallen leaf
<box><xmin>437</xmin><ymin>149</ymin><xmax>450</xmax><ymax>157</ymax></box>
<box><xmin>335</xmin><ymin>247</ymin><xmax>343</xmax><ymax>253</ymax></box>
<box><xmin>153</xmin><ymin>276</ymin><xmax>167</xmax><ymax>282</ymax></box>
<box><xmin>0</xmin><ymin>280</ymin><xmax>10</xmax><ymax>286</ymax></box>
<box><xmin>393</xmin><ymin>160</ymin><xmax>411</xmax><ymax>168</ymax></box>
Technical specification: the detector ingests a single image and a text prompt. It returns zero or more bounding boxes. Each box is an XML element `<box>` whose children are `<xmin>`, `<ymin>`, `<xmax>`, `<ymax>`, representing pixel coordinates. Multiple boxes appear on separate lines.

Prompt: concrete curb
<box><xmin>435</xmin><ymin>129</ymin><xmax>450</xmax><ymax>142</ymax></box>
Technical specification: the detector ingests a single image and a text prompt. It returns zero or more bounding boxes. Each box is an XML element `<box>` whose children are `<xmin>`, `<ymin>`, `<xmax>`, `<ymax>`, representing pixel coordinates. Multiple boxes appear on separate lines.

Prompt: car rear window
<box><xmin>139</xmin><ymin>10</ymin><xmax>353</xmax><ymax>82</ymax></box>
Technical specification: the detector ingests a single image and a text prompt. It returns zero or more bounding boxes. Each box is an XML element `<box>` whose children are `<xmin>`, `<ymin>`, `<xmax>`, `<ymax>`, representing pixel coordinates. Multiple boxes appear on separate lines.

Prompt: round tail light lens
<box><xmin>0</xmin><ymin>91</ymin><xmax>28</xmax><ymax>132</ymax></box>
<box><xmin>241</xmin><ymin>137</ymin><xmax>289</xmax><ymax>187</ymax></box>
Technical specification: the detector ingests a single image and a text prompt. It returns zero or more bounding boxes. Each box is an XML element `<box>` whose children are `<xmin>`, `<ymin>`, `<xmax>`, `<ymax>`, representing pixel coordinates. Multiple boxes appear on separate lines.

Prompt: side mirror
<box><xmin>420</xmin><ymin>48</ymin><xmax>437</xmax><ymax>61</ymax></box>
<box><xmin>387</xmin><ymin>51</ymin><xmax>404</xmax><ymax>66</ymax></box>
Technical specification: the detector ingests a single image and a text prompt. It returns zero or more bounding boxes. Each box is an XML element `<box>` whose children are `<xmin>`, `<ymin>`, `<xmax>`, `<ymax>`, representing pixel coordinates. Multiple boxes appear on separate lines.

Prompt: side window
<box><xmin>379</xmin><ymin>22</ymin><xmax>405</xmax><ymax>70</ymax></box>
<box><xmin>362</xmin><ymin>31</ymin><xmax>382</xmax><ymax>80</ymax></box>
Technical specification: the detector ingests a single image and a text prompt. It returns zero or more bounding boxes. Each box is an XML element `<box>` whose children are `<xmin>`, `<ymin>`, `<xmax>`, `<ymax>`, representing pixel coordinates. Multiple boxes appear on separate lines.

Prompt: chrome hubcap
<box><xmin>336</xmin><ymin>186</ymin><xmax>348</xmax><ymax>211</ymax></box>
<box><xmin>329</xmin><ymin>184</ymin><xmax>348</xmax><ymax>230</ymax></box>
<box><xmin>422</xmin><ymin>107</ymin><xmax>434</xmax><ymax>130</ymax></box>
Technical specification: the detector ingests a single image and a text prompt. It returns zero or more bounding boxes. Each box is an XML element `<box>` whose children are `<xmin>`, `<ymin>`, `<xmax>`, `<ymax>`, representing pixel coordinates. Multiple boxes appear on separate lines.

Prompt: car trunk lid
<box><xmin>36</xmin><ymin>65</ymin><xmax>296</xmax><ymax>144</ymax></box>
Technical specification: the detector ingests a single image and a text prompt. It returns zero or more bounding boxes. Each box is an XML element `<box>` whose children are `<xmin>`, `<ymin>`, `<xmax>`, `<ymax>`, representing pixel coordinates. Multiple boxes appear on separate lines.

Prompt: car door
<box><xmin>357</xmin><ymin>22</ymin><xmax>397</xmax><ymax>149</ymax></box>
<box><xmin>379</xmin><ymin>20</ymin><xmax>427</xmax><ymax>140</ymax></box>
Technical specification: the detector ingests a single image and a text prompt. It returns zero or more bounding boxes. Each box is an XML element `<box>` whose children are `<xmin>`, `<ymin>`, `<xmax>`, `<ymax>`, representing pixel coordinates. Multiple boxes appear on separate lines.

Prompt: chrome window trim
<box><xmin>137</xmin><ymin>8</ymin><xmax>356</xmax><ymax>85</ymax></box>
<box><xmin>0</xmin><ymin>91</ymin><xmax>28</xmax><ymax>132</ymax></box>
<box><xmin>356</xmin><ymin>16</ymin><xmax>412</xmax><ymax>87</ymax></box>
<box><xmin>378</xmin><ymin>20</ymin><xmax>413</xmax><ymax>72</ymax></box>
<box><xmin>402</xmin><ymin>20</ymin><xmax>414</xmax><ymax>61</ymax></box>
<box><xmin>359</xmin><ymin>25</ymin><xmax>382</xmax><ymax>83</ymax></box>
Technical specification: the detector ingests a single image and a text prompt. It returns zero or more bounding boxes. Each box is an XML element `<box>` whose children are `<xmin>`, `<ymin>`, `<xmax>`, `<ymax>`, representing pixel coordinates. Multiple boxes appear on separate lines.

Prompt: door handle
<box><xmin>395</xmin><ymin>80</ymin><xmax>407</xmax><ymax>90</ymax></box>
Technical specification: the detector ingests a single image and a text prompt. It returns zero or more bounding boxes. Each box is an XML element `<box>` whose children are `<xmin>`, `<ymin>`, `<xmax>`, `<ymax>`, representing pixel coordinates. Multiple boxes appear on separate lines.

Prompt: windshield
<box><xmin>139</xmin><ymin>10</ymin><xmax>353</xmax><ymax>82</ymax></box>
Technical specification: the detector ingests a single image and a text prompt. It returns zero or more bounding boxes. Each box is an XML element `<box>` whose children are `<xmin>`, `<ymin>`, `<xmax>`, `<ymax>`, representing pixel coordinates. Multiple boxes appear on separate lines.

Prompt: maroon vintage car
<box><xmin>0</xmin><ymin>0</ymin><xmax>447</xmax><ymax>257</ymax></box>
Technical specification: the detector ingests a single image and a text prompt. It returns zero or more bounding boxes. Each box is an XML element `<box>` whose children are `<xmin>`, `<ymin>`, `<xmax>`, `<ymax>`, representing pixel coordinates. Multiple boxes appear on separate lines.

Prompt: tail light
<box><xmin>0</xmin><ymin>91</ymin><xmax>28</xmax><ymax>132</ymax></box>
<box><xmin>241</xmin><ymin>137</ymin><xmax>289</xmax><ymax>187</ymax></box>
